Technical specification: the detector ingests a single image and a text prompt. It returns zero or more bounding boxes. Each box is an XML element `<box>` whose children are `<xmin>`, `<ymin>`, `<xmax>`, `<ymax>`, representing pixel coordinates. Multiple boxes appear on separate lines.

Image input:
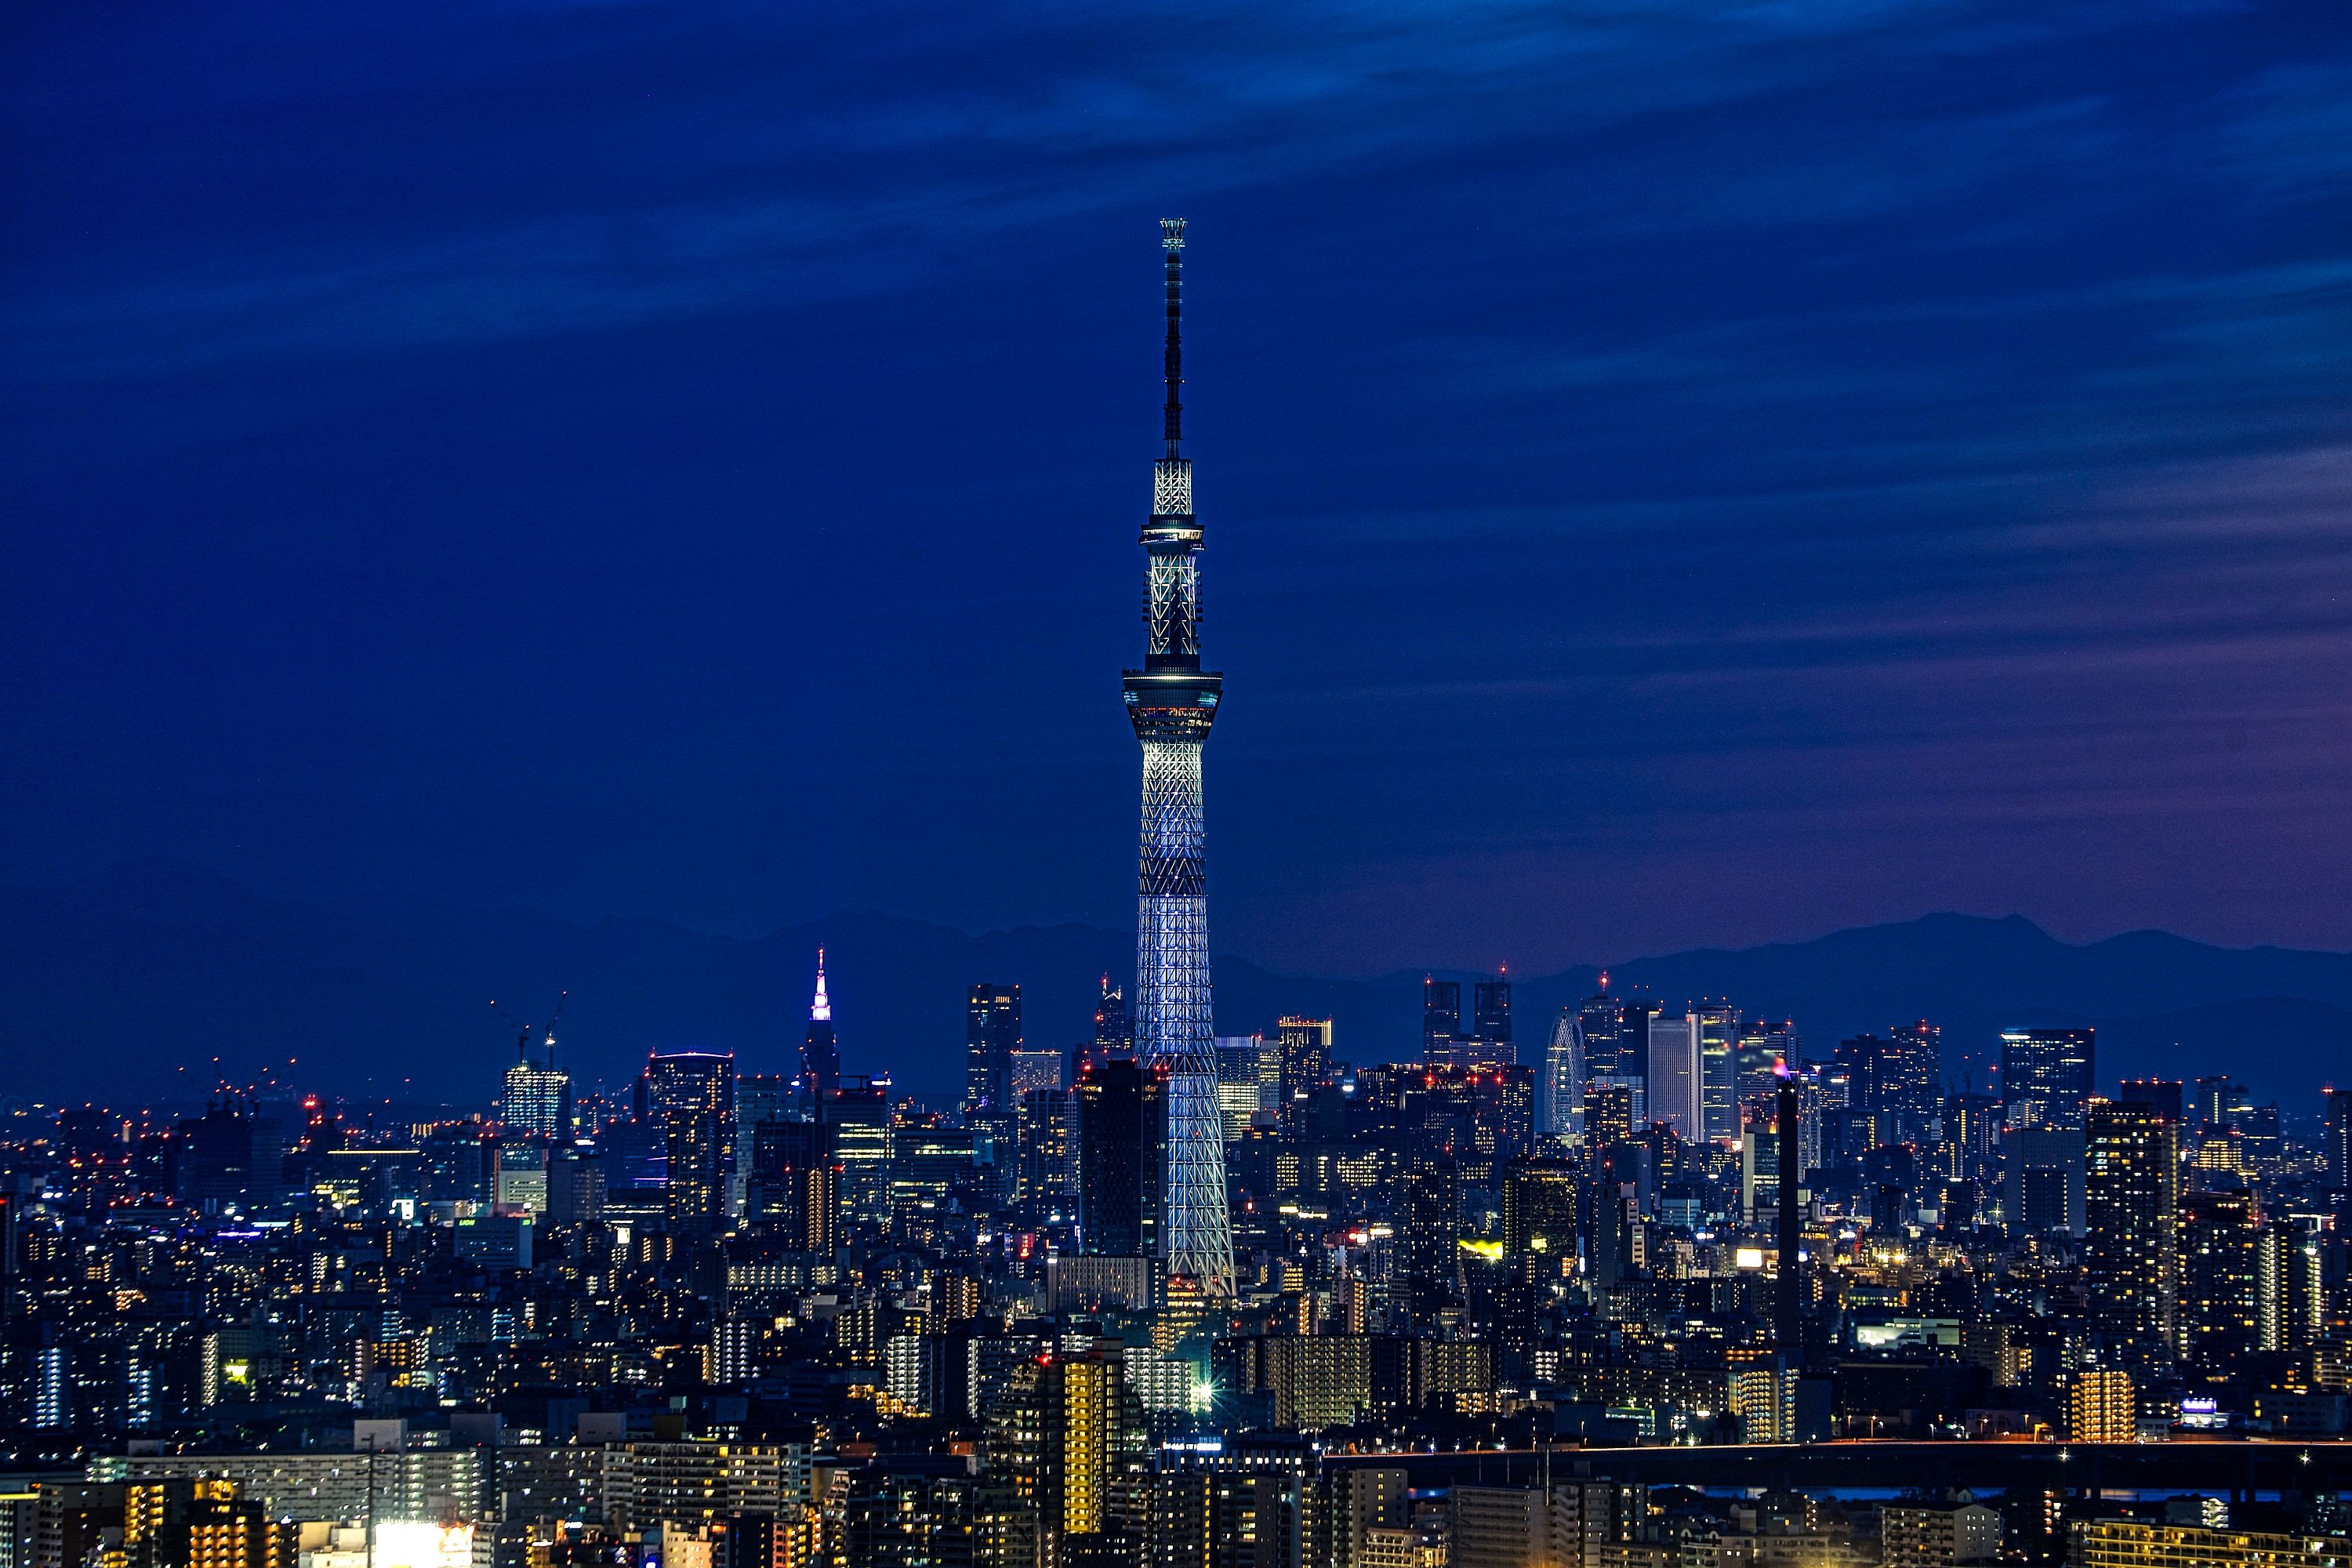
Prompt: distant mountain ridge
<box><xmin>0</xmin><ymin>857</ymin><xmax>2343</xmax><ymax>1109</ymax></box>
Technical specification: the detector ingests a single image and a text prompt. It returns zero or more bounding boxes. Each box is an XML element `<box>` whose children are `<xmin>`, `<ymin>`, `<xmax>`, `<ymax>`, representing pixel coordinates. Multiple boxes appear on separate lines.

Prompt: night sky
<box><xmin>5</xmin><ymin>2</ymin><xmax>2349</xmax><ymax>981</ymax></box>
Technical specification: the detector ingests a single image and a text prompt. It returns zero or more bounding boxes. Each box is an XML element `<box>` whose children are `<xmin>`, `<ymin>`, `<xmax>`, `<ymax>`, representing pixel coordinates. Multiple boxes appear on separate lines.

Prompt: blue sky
<box><xmin>4</xmin><ymin>0</ymin><xmax>2350</xmax><ymax>976</ymax></box>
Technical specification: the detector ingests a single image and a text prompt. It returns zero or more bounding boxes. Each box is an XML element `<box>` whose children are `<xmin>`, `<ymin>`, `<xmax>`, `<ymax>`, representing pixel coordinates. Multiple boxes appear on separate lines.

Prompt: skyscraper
<box><xmin>2085</xmin><ymin>1098</ymin><xmax>2178</xmax><ymax>1348</ymax></box>
<box><xmin>1882</xmin><ymin>1019</ymin><xmax>1942</xmax><ymax>1139</ymax></box>
<box><xmin>1015</xmin><ymin>1087</ymin><xmax>1077</xmax><ymax>1214</ymax></box>
<box><xmin>1646</xmin><ymin>1011</ymin><xmax>1703</xmax><ymax>1142</ymax></box>
<box><xmin>1577</xmin><ymin>978</ymin><xmax>1630</xmax><ymax>1079</ymax></box>
<box><xmin>1123</xmin><ymin>219</ymin><xmax>1233</xmax><ymax>1300</ymax></box>
<box><xmin>1472</xmin><ymin>975</ymin><xmax>1512</xmax><ymax>1054</ymax></box>
<box><xmin>1736</xmin><ymin>1019</ymin><xmax>1800</xmax><ymax>1110</ymax></box>
<box><xmin>802</xmin><ymin>949</ymin><xmax>838</xmax><ymax>1117</ymax></box>
<box><xmin>2004</xmin><ymin>1126</ymin><xmax>2086</xmax><ymax>1238</ymax></box>
<box><xmin>1008</xmin><ymin>1046</ymin><xmax>1062</xmax><ymax>1101</ymax></box>
<box><xmin>2117</xmin><ymin>1078</ymin><xmax>2184</xmax><ymax>1126</ymax></box>
<box><xmin>1399</xmin><ymin>1160</ymin><xmax>1464</xmax><ymax>1333</ymax></box>
<box><xmin>2327</xmin><ymin>1087</ymin><xmax>2352</xmax><ymax>1191</ymax></box>
<box><xmin>1421</xmin><ymin>978</ymin><xmax>1462</xmax><ymax>1057</ymax></box>
<box><xmin>1613</xmin><ymin>997</ymin><xmax>1662</xmax><ymax>1123</ymax></box>
<box><xmin>825</xmin><ymin>1074</ymin><xmax>894</xmax><ymax>1232</ymax></box>
<box><xmin>1275</xmin><ymin>1015</ymin><xmax>1332</xmax><ymax>1136</ymax></box>
<box><xmin>2001</xmin><ymin>1027</ymin><xmax>2095</xmax><ymax>1131</ymax></box>
<box><xmin>1541</xmin><ymin>1006</ymin><xmax>1585</xmax><ymax>1144</ymax></box>
<box><xmin>2194</xmin><ymin>1075</ymin><xmax>2240</xmax><ymax>1132</ymax></box>
<box><xmin>750</xmin><ymin>1118</ymin><xmax>837</xmax><ymax>1255</ymax></box>
<box><xmin>499</xmin><ymin>1022</ymin><xmax>571</xmax><ymax>1141</ymax></box>
<box><xmin>1777</xmin><ymin>1073</ymin><xmax>1805</xmax><ymax>1360</ymax></box>
<box><xmin>1084</xmin><ymin>975</ymin><xmax>1134</xmax><ymax>1075</ymax></box>
<box><xmin>1076</xmin><ymin>1054</ymin><xmax>1163</xmax><ymax>1258</ymax></box>
<box><xmin>1584</xmin><ymin>1082</ymin><xmax>1634</xmax><ymax>1150</ymax></box>
<box><xmin>1695</xmin><ymin>1000</ymin><xmax>1740</xmax><ymax>1145</ymax></box>
<box><xmin>982</xmin><ymin>1351</ymin><xmax>1149</xmax><ymax>1562</ymax></box>
<box><xmin>1501</xmin><ymin>1157</ymin><xmax>1578</xmax><ymax>1260</ymax></box>
<box><xmin>965</xmin><ymin>982</ymin><xmax>1022</xmax><ymax>1122</ymax></box>
<box><xmin>1423</xmin><ymin>974</ymin><xmax>1513</xmax><ymax>1072</ymax></box>
<box><xmin>2176</xmin><ymin>1186</ymin><xmax>2259</xmax><ymax>1374</ymax></box>
<box><xmin>647</xmin><ymin>1049</ymin><xmax>734</xmax><ymax>1231</ymax></box>
<box><xmin>1835</xmin><ymin>1025</ymin><xmax>1938</xmax><ymax>1143</ymax></box>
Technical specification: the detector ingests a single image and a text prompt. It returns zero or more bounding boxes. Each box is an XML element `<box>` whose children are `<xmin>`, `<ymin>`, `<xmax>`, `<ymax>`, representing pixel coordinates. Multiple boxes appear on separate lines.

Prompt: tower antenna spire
<box><xmin>1161</xmin><ymin>218</ymin><xmax>1185</xmax><ymax>458</ymax></box>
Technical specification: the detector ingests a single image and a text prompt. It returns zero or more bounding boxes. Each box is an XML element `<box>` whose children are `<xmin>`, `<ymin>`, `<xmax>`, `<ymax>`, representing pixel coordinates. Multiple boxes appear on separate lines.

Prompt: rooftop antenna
<box><xmin>1161</xmin><ymin>217</ymin><xmax>1185</xmax><ymax>459</ymax></box>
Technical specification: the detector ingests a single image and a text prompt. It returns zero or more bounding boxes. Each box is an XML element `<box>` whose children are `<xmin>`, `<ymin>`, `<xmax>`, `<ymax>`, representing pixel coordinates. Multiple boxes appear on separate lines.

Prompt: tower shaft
<box><xmin>1123</xmin><ymin>219</ymin><xmax>1233</xmax><ymax>1301</ymax></box>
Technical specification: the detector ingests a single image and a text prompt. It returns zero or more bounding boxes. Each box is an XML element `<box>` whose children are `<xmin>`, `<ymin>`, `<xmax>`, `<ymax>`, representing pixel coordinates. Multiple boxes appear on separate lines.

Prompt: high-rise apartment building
<box><xmin>1937</xmin><ymin>1091</ymin><xmax>2000</xmax><ymax>1183</ymax></box>
<box><xmin>647</xmin><ymin>1049</ymin><xmax>734</xmax><ymax>1231</ymax></box>
<box><xmin>1584</xmin><ymin>1083</ymin><xmax>1634</xmax><ymax>1151</ymax></box>
<box><xmin>2176</xmin><ymin>1186</ymin><xmax>2260</xmax><ymax>1373</ymax></box>
<box><xmin>2085</xmin><ymin>1099</ymin><xmax>2178</xmax><ymax>1347</ymax></box>
<box><xmin>2066</xmin><ymin>1367</ymin><xmax>2136</xmax><ymax>1443</ymax></box>
<box><xmin>2073</xmin><ymin>1519</ymin><xmax>2352</xmax><ymax>1568</ymax></box>
<box><xmin>1500</xmin><ymin>1158</ymin><xmax>1578</xmax><ymax>1262</ymax></box>
<box><xmin>1015</xmin><ymin>1087</ymin><xmax>1077</xmax><ymax>1213</ymax></box>
<box><xmin>750</xmin><ymin>1119</ymin><xmax>835</xmax><ymax>1255</ymax></box>
<box><xmin>2257</xmin><ymin>1219</ymin><xmax>2322</xmax><ymax>1352</ymax></box>
<box><xmin>1399</xmin><ymin>1161</ymin><xmax>1463</xmax><ymax>1334</ymax></box>
<box><xmin>981</xmin><ymin>1352</ymin><xmax>1149</xmax><ymax>1561</ymax></box>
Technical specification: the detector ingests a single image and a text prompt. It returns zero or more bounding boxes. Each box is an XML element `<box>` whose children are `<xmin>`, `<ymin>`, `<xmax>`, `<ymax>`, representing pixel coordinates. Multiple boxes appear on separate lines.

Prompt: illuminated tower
<box><xmin>1123</xmin><ymin>218</ymin><xmax>1234</xmax><ymax>1300</ymax></box>
<box><xmin>802</xmin><ymin>948</ymin><xmax>838</xmax><ymax>1117</ymax></box>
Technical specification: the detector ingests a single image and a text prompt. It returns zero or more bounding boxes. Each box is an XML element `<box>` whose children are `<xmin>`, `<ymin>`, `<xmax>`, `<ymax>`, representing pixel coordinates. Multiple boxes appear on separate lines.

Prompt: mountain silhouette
<box><xmin>0</xmin><ymin>858</ymin><xmax>2342</xmax><ymax>1113</ymax></box>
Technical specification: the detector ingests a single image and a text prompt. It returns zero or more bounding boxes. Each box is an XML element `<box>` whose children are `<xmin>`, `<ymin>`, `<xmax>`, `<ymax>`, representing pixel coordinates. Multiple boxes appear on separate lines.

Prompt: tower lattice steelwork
<box><xmin>1123</xmin><ymin>218</ymin><xmax>1235</xmax><ymax>1300</ymax></box>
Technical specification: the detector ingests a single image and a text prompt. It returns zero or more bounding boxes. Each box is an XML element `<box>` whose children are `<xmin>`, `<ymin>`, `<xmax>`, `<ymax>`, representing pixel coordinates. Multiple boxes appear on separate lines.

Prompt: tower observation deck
<box><xmin>1123</xmin><ymin>218</ymin><xmax>1234</xmax><ymax>1301</ymax></box>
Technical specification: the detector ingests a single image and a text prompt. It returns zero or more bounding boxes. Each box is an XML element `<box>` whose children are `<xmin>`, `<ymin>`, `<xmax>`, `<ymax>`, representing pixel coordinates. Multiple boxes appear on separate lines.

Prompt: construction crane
<box><xmin>489</xmin><ymin>991</ymin><xmax>569</xmax><ymax>1067</ymax></box>
<box><xmin>540</xmin><ymin>991</ymin><xmax>568</xmax><ymax>1069</ymax></box>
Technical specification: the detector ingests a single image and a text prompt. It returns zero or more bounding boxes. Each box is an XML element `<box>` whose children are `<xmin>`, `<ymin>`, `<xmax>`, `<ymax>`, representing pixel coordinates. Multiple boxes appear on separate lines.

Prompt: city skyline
<box><xmin>4</xmin><ymin>6</ymin><xmax>2351</xmax><ymax>1550</ymax></box>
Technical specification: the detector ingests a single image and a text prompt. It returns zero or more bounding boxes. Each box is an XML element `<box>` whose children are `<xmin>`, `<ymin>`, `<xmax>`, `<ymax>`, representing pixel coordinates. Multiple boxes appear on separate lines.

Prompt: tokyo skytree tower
<box><xmin>1123</xmin><ymin>218</ymin><xmax>1235</xmax><ymax>1300</ymax></box>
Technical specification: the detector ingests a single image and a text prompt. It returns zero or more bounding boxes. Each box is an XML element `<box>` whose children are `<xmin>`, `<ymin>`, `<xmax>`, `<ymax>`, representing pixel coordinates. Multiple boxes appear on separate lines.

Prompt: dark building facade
<box><xmin>1076</xmin><ymin>1056</ymin><xmax>1163</xmax><ymax>1258</ymax></box>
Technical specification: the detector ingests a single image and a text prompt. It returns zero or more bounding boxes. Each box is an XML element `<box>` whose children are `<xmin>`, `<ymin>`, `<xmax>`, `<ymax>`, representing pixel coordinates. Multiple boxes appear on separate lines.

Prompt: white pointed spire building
<box><xmin>803</xmin><ymin>946</ymin><xmax>839</xmax><ymax>1115</ymax></box>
